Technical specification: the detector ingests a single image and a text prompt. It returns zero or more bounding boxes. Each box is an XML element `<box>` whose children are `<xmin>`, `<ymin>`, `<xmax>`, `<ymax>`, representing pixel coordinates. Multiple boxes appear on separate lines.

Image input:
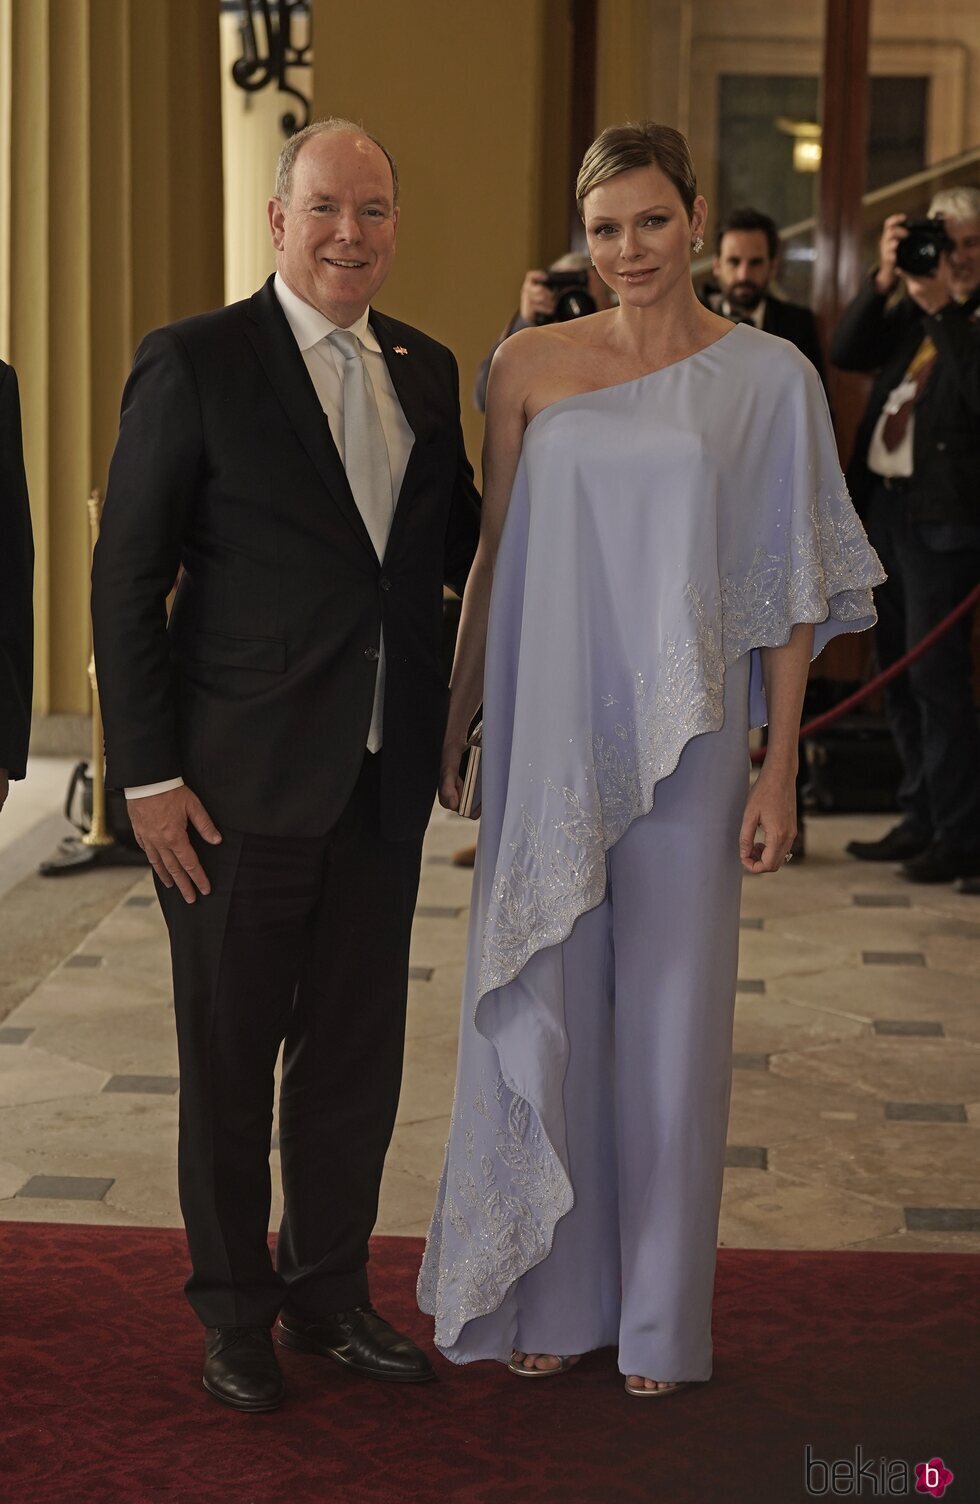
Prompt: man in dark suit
<box><xmin>92</xmin><ymin>120</ymin><xmax>480</xmax><ymax>1411</ymax></box>
<box><xmin>703</xmin><ymin>207</ymin><xmax>827</xmax><ymax>386</ymax></box>
<box><xmin>0</xmin><ymin>360</ymin><xmax>34</xmax><ymax>815</ymax></box>
<box><xmin>832</xmin><ymin>189</ymin><xmax>980</xmax><ymax>887</ymax></box>
<box><xmin>702</xmin><ymin>207</ymin><xmax>826</xmax><ymax>858</ymax></box>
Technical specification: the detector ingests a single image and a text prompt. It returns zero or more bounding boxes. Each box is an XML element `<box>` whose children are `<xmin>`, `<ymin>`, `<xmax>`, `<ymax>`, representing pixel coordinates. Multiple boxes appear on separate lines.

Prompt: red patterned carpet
<box><xmin>1</xmin><ymin>1226</ymin><xmax>977</xmax><ymax>1504</ymax></box>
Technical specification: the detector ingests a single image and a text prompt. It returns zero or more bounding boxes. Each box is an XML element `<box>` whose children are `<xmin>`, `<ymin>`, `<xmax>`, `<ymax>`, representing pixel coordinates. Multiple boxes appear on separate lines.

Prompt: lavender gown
<box><xmin>417</xmin><ymin>324</ymin><xmax>885</xmax><ymax>1373</ymax></box>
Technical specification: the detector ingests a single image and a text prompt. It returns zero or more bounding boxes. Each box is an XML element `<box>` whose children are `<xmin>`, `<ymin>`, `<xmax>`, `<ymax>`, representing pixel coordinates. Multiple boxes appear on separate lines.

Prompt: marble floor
<box><xmin>1</xmin><ymin>758</ymin><xmax>978</xmax><ymax>1254</ymax></box>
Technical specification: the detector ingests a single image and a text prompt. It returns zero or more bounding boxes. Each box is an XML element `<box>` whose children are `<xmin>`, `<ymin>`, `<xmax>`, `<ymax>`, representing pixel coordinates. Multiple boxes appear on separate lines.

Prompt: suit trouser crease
<box><xmin>158</xmin><ymin>752</ymin><xmax>423</xmax><ymax>1328</ymax></box>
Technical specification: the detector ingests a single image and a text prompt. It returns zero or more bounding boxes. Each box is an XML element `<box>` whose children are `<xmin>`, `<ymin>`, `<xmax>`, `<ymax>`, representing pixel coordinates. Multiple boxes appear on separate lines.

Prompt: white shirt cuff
<box><xmin>125</xmin><ymin>778</ymin><xmax>185</xmax><ymax>799</ymax></box>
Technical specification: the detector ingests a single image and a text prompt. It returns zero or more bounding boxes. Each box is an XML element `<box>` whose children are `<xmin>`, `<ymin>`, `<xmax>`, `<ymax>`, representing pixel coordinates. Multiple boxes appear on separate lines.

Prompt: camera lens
<box><xmin>896</xmin><ymin>217</ymin><xmax>955</xmax><ymax>279</ymax></box>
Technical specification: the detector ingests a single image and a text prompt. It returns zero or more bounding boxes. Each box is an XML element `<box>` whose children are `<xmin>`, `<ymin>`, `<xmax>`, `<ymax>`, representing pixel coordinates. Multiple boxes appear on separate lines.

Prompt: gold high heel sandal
<box><xmin>624</xmin><ymin>1378</ymin><xmax>690</xmax><ymax>1398</ymax></box>
<box><xmin>507</xmin><ymin>1352</ymin><xmax>581</xmax><ymax>1378</ymax></box>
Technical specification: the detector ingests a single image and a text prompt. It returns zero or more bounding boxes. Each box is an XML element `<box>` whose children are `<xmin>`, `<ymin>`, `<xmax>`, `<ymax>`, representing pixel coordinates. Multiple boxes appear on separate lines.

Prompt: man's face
<box><xmin>268</xmin><ymin>131</ymin><xmax>398</xmax><ymax>326</ymax></box>
<box><xmin>713</xmin><ymin>229</ymin><xmax>775</xmax><ymax>311</ymax></box>
<box><xmin>942</xmin><ymin>215</ymin><xmax>980</xmax><ymax>299</ymax></box>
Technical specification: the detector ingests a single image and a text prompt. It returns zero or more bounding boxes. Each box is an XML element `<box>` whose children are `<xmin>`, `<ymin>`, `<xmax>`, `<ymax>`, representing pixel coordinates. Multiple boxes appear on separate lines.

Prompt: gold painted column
<box><xmin>3</xmin><ymin>0</ymin><xmax>223</xmax><ymax>733</ymax></box>
<box><xmin>220</xmin><ymin>4</ymin><xmax>313</xmax><ymax>306</ymax></box>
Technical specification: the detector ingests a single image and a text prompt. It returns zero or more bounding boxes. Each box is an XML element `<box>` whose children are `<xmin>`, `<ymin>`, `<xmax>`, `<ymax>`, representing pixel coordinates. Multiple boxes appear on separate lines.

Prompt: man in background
<box><xmin>0</xmin><ymin>359</ymin><xmax>34</xmax><ymax>816</ymax></box>
<box><xmin>704</xmin><ymin>207</ymin><xmax>827</xmax><ymax>857</ymax></box>
<box><xmin>832</xmin><ymin>188</ymin><xmax>980</xmax><ymax>888</ymax></box>
<box><xmin>704</xmin><ymin>207</ymin><xmax>826</xmax><ymax>386</ymax></box>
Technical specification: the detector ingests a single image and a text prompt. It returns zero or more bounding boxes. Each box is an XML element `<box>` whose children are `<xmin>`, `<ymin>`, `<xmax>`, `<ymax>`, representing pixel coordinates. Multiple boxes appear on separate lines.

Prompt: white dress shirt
<box><xmin>126</xmin><ymin>272</ymin><xmax>414</xmax><ymax>799</ymax></box>
<box><xmin>721</xmin><ymin>295</ymin><xmax>766</xmax><ymax>329</ymax></box>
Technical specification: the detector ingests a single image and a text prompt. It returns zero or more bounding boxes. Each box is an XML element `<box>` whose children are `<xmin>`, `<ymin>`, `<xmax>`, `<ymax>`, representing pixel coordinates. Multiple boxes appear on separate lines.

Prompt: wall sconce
<box><xmin>776</xmin><ymin>117</ymin><xmax>823</xmax><ymax>174</ymax></box>
<box><xmin>230</xmin><ymin>1</ymin><xmax>312</xmax><ymax>138</ymax></box>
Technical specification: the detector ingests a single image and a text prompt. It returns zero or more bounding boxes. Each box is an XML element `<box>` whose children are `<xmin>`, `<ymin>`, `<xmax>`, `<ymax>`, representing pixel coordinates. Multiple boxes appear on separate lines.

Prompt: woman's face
<box><xmin>584</xmin><ymin>163</ymin><xmax>707</xmax><ymax>310</ymax></box>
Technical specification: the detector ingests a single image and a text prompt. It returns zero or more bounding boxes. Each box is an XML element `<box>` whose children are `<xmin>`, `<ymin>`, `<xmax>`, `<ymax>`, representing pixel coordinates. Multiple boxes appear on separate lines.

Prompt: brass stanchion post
<box><xmin>82</xmin><ymin>490</ymin><xmax>114</xmax><ymax>850</ymax></box>
<box><xmin>38</xmin><ymin>489</ymin><xmax>146</xmax><ymax>876</ymax></box>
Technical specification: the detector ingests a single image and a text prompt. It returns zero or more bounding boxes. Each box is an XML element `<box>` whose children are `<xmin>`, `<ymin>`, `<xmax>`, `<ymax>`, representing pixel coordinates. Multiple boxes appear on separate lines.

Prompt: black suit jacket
<box><xmin>830</xmin><ymin>277</ymin><xmax>980</xmax><ymax>525</ymax></box>
<box><xmin>0</xmin><ymin>361</ymin><xmax>34</xmax><ymax>781</ymax></box>
<box><xmin>761</xmin><ymin>298</ymin><xmax>826</xmax><ymax>388</ymax></box>
<box><xmin>91</xmin><ymin>277</ymin><xmax>480</xmax><ymax>841</ymax></box>
<box><xmin>697</xmin><ymin>288</ymin><xmax>827</xmax><ymax>389</ymax></box>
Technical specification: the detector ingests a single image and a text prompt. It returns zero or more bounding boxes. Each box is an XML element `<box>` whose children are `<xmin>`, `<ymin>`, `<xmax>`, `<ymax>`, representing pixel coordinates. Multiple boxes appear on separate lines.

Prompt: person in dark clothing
<box><xmin>832</xmin><ymin>188</ymin><xmax>980</xmax><ymax>887</ymax></box>
<box><xmin>92</xmin><ymin>120</ymin><xmax>480</xmax><ymax>1411</ymax></box>
<box><xmin>702</xmin><ymin>207</ymin><xmax>828</xmax><ymax>857</ymax></box>
<box><xmin>702</xmin><ymin>207</ymin><xmax>827</xmax><ymax>387</ymax></box>
<box><xmin>472</xmin><ymin>253</ymin><xmax>616</xmax><ymax>414</ymax></box>
<box><xmin>0</xmin><ymin>360</ymin><xmax>34</xmax><ymax>815</ymax></box>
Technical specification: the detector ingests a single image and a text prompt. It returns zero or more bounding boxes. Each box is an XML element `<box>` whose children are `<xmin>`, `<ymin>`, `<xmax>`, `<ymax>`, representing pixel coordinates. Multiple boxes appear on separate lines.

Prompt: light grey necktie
<box><xmin>328</xmin><ymin>328</ymin><xmax>394</xmax><ymax>752</ymax></box>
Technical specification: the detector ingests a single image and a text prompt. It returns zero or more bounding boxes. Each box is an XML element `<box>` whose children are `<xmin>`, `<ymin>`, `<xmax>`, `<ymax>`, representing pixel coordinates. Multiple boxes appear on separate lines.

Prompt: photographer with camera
<box><xmin>832</xmin><ymin>188</ymin><xmax>980</xmax><ymax>887</ymax></box>
<box><xmin>473</xmin><ymin>253</ymin><xmax>615</xmax><ymax>412</ymax></box>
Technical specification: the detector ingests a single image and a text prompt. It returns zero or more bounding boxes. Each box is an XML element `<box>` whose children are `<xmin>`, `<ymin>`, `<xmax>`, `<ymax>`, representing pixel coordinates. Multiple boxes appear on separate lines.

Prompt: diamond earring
<box><xmin>692</xmin><ymin>235</ymin><xmax>705</xmax><ymax>254</ymax></box>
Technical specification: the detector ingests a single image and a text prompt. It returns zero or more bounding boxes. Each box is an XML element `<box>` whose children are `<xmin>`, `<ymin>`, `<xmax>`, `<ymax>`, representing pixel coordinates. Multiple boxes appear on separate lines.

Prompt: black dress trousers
<box><xmin>866</xmin><ymin>487</ymin><xmax>980</xmax><ymax>851</ymax></box>
<box><xmin>156</xmin><ymin>750</ymin><xmax>424</xmax><ymax>1328</ymax></box>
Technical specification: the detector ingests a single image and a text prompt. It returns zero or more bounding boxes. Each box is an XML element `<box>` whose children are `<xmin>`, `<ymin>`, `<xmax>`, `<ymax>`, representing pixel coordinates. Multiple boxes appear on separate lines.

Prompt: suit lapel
<box><xmin>370</xmin><ymin>310</ymin><xmax>436</xmax><ymax>447</ymax></box>
<box><xmin>242</xmin><ymin>278</ymin><xmax>376</xmax><ymax>560</ymax></box>
<box><xmin>370</xmin><ymin>311</ymin><xmax>439</xmax><ymax>557</ymax></box>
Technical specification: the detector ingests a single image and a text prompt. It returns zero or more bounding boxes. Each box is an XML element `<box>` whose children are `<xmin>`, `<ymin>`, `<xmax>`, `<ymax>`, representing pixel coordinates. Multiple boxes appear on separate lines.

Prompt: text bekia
<box><xmin>804</xmin><ymin>1446</ymin><xmax>955</xmax><ymax>1497</ymax></box>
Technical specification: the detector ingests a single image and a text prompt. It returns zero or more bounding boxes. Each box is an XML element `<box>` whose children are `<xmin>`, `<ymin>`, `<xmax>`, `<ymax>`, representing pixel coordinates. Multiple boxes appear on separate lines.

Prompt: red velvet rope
<box><xmin>750</xmin><ymin>582</ymin><xmax>980</xmax><ymax>764</ymax></box>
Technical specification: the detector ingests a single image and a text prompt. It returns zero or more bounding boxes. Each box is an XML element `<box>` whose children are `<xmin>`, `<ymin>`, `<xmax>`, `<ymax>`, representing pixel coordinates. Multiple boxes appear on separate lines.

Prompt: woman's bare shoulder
<box><xmin>492</xmin><ymin>313</ymin><xmax>613</xmax><ymax>390</ymax></box>
<box><xmin>492</xmin><ymin>322</ymin><xmax>562</xmax><ymax>370</ymax></box>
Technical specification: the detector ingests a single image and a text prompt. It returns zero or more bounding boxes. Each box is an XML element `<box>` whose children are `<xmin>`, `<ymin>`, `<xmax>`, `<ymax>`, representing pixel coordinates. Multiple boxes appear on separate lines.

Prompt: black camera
<box><xmin>536</xmin><ymin>269</ymin><xmax>597</xmax><ymax>324</ymax></box>
<box><xmin>896</xmin><ymin>216</ymin><xmax>955</xmax><ymax>278</ymax></box>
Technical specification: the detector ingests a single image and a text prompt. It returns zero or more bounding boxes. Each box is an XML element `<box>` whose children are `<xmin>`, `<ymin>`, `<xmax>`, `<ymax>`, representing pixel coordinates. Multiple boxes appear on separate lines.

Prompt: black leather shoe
<box><xmin>203</xmin><ymin>1326</ymin><xmax>283</xmax><ymax>1412</ymax></box>
<box><xmin>277</xmin><ymin>1305</ymin><xmax>436</xmax><ymax>1383</ymax></box>
<box><xmin>901</xmin><ymin>843</ymin><xmax>980</xmax><ymax>885</ymax></box>
<box><xmin>846</xmin><ymin>823</ymin><xmax>931</xmax><ymax>863</ymax></box>
<box><xmin>955</xmin><ymin>875</ymin><xmax>980</xmax><ymax>895</ymax></box>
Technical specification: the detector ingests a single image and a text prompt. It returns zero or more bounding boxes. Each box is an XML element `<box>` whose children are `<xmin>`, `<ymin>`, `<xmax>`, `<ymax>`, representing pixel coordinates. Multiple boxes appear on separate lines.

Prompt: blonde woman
<box><xmin>419</xmin><ymin>123</ymin><xmax>883</xmax><ymax>1396</ymax></box>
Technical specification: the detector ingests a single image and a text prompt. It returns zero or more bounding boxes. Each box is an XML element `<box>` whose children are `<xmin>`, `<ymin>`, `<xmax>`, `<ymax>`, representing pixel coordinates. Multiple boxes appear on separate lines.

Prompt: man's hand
<box><xmin>519</xmin><ymin>270</ymin><xmax>557</xmax><ymax>325</ymax></box>
<box><xmin>438</xmin><ymin>731</ymin><xmax>468</xmax><ymax>813</ymax></box>
<box><xmin>0</xmin><ymin>770</ymin><xmax>8</xmax><ymax>814</ymax></box>
<box><xmin>127</xmin><ymin>785</ymin><xmax>222</xmax><ymax>903</ymax></box>
<box><xmin>905</xmin><ymin>254</ymin><xmax>957</xmax><ymax>316</ymax></box>
<box><xmin>874</xmin><ymin>214</ymin><xmax>908</xmax><ymax>295</ymax></box>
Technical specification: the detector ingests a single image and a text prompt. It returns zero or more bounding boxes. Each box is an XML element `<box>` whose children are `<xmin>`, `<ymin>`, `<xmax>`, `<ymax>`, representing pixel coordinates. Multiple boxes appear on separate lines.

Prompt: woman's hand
<box><xmin>739</xmin><ymin>767</ymin><xmax>797</xmax><ymax>874</ymax></box>
<box><xmin>438</xmin><ymin>731</ymin><xmax>469</xmax><ymax>812</ymax></box>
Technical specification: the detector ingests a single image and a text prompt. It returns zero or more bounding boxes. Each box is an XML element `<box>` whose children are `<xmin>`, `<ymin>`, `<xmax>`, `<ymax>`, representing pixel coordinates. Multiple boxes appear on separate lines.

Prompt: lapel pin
<box><xmin>393</xmin><ymin>345</ymin><xmax>408</xmax><ymax>355</ymax></box>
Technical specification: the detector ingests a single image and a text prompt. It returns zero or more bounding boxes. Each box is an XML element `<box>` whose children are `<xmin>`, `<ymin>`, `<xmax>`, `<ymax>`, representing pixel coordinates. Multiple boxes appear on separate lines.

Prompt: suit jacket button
<box><xmin>364</xmin><ymin>646</ymin><xmax>380</xmax><ymax>661</ymax></box>
<box><xmin>379</xmin><ymin>576</ymin><xmax>392</xmax><ymax>591</ymax></box>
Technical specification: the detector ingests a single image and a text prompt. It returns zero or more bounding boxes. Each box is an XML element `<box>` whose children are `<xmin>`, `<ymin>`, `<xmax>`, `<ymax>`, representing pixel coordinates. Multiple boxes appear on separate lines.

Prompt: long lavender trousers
<box><xmin>511</xmin><ymin>654</ymin><xmax>750</xmax><ymax>1380</ymax></box>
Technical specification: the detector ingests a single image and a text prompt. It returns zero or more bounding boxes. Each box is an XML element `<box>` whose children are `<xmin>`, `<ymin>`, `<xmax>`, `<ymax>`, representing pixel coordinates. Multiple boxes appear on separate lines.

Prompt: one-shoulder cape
<box><xmin>417</xmin><ymin>326</ymin><xmax>885</xmax><ymax>1360</ymax></box>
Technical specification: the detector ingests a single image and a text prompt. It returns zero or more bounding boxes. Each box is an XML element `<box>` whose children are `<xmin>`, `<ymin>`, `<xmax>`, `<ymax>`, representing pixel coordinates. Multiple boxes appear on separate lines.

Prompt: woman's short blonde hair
<box><xmin>576</xmin><ymin>122</ymin><xmax>697</xmax><ymax>221</ymax></box>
